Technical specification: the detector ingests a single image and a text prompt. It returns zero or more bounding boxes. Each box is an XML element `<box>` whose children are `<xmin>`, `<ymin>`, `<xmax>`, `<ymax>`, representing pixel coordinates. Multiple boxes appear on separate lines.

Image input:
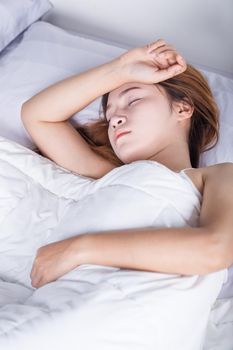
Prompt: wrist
<box><xmin>70</xmin><ymin>234</ymin><xmax>91</xmax><ymax>266</ymax></box>
<box><xmin>106</xmin><ymin>57</ymin><xmax>130</xmax><ymax>86</ymax></box>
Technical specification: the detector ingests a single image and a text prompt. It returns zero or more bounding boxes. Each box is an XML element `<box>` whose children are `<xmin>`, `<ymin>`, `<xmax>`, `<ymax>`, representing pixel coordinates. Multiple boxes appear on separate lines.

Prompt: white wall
<box><xmin>43</xmin><ymin>0</ymin><xmax>233</xmax><ymax>76</ymax></box>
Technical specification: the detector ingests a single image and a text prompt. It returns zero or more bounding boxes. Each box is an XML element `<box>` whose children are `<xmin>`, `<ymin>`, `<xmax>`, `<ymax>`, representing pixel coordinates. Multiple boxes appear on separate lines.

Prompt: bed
<box><xmin>0</xmin><ymin>1</ymin><xmax>233</xmax><ymax>349</ymax></box>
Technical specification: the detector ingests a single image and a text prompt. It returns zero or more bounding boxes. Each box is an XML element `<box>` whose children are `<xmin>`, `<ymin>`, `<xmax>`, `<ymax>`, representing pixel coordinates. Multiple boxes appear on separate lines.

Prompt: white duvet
<box><xmin>0</xmin><ymin>136</ymin><xmax>228</xmax><ymax>350</ymax></box>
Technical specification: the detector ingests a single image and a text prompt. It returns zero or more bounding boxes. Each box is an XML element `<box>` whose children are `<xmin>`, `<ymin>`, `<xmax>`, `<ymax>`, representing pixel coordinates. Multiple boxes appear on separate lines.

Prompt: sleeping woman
<box><xmin>21</xmin><ymin>39</ymin><xmax>233</xmax><ymax>289</ymax></box>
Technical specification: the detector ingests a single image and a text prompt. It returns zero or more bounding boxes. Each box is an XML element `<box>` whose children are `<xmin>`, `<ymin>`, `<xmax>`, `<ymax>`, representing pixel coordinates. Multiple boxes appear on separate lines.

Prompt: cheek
<box><xmin>134</xmin><ymin>105</ymin><xmax>172</xmax><ymax>140</ymax></box>
<box><xmin>107</xmin><ymin>128</ymin><xmax>117</xmax><ymax>150</ymax></box>
<box><xmin>139</xmin><ymin>99</ymin><xmax>165</xmax><ymax>116</ymax></box>
<box><xmin>145</xmin><ymin>100</ymin><xmax>172</xmax><ymax>125</ymax></box>
<box><xmin>134</xmin><ymin>104</ymin><xmax>164</xmax><ymax>128</ymax></box>
<box><xmin>108</xmin><ymin>127</ymin><xmax>113</xmax><ymax>142</ymax></box>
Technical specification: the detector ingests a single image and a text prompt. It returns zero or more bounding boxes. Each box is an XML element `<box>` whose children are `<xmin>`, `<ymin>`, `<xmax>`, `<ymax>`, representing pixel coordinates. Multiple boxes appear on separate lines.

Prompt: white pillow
<box><xmin>0</xmin><ymin>21</ymin><xmax>126</xmax><ymax>149</ymax></box>
<box><xmin>0</xmin><ymin>0</ymin><xmax>52</xmax><ymax>52</ymax></box>
<box><xmin>197</xmin><ymin>70</ymin><xmax>233</xmax><ymax>167</ymax></box>
<box><xmin>0</xmin><ymin>20</ymin><xmax>233</xmax><ymax>167</ymax></box>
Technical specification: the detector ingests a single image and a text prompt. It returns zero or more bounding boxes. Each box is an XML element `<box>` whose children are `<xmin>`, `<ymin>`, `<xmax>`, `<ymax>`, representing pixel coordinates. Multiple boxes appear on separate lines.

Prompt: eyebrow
<box><xmin>106</xmin><ymin>86</ymin><xmax>142</xmax><ymax>112</ymax></box>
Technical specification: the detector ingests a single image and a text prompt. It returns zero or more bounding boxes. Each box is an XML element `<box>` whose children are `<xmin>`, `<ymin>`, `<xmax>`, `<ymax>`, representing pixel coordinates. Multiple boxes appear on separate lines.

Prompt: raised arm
<box><xmin>21</xmin><ymin>59</ymin><xmax>124</xmax><ymax>178</ymax></box>
<box><xmin>21</xmin><ymin>39</ymin><xmax>186</xmax><ymax>179</ymax></box>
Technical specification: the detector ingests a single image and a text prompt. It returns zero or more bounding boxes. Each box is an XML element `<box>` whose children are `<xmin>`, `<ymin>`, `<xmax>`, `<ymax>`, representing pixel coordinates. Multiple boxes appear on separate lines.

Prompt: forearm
<box><xmin>76</xmin><ymin>226</ymin><xmax>222</xmax><ymax>275</ymax></box>
<box><xmin>22</xmin><ymin>58</ymin><xmax>125</xmax><ymax>122</ymax></box>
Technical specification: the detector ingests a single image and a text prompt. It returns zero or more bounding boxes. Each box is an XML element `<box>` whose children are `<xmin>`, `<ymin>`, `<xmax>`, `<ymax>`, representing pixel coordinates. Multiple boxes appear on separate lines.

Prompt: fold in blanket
<box><xmin>0</xmin><ymin>137</ymin><xmax>227</xmax><ymax>350</ymax></box>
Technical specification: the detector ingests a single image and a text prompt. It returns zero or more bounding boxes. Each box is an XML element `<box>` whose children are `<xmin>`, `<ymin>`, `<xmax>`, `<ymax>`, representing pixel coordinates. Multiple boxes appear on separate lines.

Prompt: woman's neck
<box><xmin>147</xmin><ymin>142</ymin><xmax>192</xmax><ymax>172</ymax></box>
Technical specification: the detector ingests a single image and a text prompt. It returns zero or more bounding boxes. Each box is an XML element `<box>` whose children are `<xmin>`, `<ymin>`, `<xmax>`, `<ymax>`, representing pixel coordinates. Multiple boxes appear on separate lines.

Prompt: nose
<box><xmin>110</xmin><ymin>115</ymin><xmax>127</xmax><ymax>129</ymax></box>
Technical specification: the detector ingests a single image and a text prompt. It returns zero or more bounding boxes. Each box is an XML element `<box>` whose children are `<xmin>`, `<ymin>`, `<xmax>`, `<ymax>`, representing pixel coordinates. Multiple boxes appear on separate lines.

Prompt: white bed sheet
<box><xmin>3</xmin><ymin>17</ymin><xmax>233</xmax><ymax>299</ymax></box>
<box><xmin>0</xmin><ymin>136</ymin><xmax>230</xmax><ymax>350</ymax></box>
<box><xmin>0</xmin><ymin>19</ymin><xmax>233</xmax><ymax>349</ymax></box>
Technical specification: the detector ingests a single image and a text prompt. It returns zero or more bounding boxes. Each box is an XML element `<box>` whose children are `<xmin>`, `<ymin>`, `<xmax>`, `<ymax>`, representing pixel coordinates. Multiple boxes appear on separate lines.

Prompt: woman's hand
<box><xmin>30</xmin><ymin>236</ymin><xmax>85</xmax><ymax>288</ymax></box>
<box><xmin>117</xmin><ymin>39</ymin><xmax>187</xmax><ymax>84</ymax></box>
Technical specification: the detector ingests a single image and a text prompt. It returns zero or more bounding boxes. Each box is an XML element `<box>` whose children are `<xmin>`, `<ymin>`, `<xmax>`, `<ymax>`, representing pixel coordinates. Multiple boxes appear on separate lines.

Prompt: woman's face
<box><xmin>106</xmin><ymin>82</ymin><xmax>179</xmax><ymax>164</ymax></box>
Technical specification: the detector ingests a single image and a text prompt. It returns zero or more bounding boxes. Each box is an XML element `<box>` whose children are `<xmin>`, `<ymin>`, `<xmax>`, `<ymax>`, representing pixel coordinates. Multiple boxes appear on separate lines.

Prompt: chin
<box><xmin>118</xmin><ymin>153</ymin><xmax>144</xmax><ymax>164</ymax></box>
<box><xmin>114</xmin><ymin>144</ymin><xmax>149</xmax><ymax>164</ymax></box>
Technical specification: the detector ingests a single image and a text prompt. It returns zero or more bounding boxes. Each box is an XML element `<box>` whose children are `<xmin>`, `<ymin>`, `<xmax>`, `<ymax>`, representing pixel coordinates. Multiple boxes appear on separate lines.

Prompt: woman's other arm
<box><xmin>72</xmin><ymin>163</ymin><xmax>233</xmax><ymax>275</ymax></box>
<box><xmin>30</xmin><ymin>163</ymin><xmax>233</xmax><ymax>288</ymax></box>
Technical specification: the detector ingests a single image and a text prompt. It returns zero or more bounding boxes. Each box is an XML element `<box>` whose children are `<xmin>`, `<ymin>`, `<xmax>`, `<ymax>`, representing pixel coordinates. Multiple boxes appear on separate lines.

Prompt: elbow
<box><xmin>21</xmin><ymin>102</ymin><xmax>35</xmax><ymax>127</ymax></box>
<box><xmin>21</xmin><ymin>99</ymin><xmax>34</xmax><ymax>121</ymax></box>
<box><xmin>21</xmin><ymin>102</ymin><xmax>28</xmax><ymax>120</ymax></box>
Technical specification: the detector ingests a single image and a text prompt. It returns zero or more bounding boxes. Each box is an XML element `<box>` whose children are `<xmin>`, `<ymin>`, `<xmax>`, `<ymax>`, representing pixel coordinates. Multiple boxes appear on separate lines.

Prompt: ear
<box><xmin>172</xmin><ymin>99</ymin><xmax>194</xmax><ymax>121</ymax></box>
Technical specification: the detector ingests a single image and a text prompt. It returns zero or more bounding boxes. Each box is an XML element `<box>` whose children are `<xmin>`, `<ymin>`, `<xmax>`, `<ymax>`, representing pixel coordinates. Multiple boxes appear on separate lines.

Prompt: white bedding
<box><xmin>0</xmin><ymin>18</ymin><xmax>233</xmax><ymax>349</ymax></box>
<box><xmin>0</xmin><ymin>136</ymin><xmax>230</xmax><ymax>350</ymax></box>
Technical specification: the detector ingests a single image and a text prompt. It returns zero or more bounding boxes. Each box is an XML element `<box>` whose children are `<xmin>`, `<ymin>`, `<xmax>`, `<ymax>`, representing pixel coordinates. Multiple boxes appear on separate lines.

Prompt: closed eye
<box><xmin>105</xmin><ymin>98</ymin><xmax>141</xmax><ymax>123</ymax></box>
<box><xmin>128</xmin><ymin>98</ymin><xmax>141</xmax><ymax>106</ymax></box>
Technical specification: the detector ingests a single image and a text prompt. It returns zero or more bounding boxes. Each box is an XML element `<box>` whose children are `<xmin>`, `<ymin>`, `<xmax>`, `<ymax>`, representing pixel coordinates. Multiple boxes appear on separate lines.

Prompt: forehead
<box><xmin>108</xmin><ymin>82</ymin><xmax>157</xmax><ymax>102</ymax></box>
<box><xmin>106</xmin><ymin>83</ymin><xmax>161</xmax><ymax>113</ymax></box>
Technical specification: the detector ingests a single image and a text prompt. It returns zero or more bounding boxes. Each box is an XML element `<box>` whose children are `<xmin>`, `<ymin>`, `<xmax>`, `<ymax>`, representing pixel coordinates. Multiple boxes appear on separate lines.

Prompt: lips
<box><xmin>115</xmin><ymin>131</ymin><xmax>131</xmax><ymax>141</ymax></box>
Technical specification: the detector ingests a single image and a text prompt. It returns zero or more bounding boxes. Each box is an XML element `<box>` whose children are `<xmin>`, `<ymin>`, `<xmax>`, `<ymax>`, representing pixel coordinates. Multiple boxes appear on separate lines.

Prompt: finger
<box><xmin>31</xmin><ymin>276</ymin><xmax>40</xmax><ymax>288</ymax></box>
<box><xmin>159</xmin><ymin>52</ymin><xmax>178</xmax><ymax>66</ymax></box>
<box><xmin>30</xmin><ymin>266</ymin><xmax>35</xmax><ymax>280</ymax></box>
<box><xmin>149</xmin><ymin>50</ymin><xmax>177</xmax><ymax>69</ymax></box>
<box><xmin>176</xmin><ymin>54</ymin><xmax>187</xmax><ymax>67</ymax></box>
<box><xmin>159</xmin><ymin>51</ymin><xmax>186</xmax><ymax>65</ymax></box>
<box><xmin>30</xmin><ymin>266</ymin><xmax>41</xmax><ymax>288</ymax></box>
<box><xmin>149</xmin><ymin>49</ymin><xmax>177</xmax><ymax>63</ymax></box>
<box><xmin>159</xmin><ymin>53</ymin><xmax>186</xmax><ymax>70</ymax></box>
<box><xmin>155</xmin><ymin>59</ymin><xmax>170</xmax><ymax>69</ymax></box>
<box><xmin>146</xmin><ymin>39</ymin><xmax>166</xmax><ymax>53</ymax></box>
<box><xmin>148</xmin><ymin>48</ymin><xmax>177</xmax><ymax>66</ymax></box>
<box><xmin>153</xmin><ymin>64</ymin><xmax>185</xmax><ymax>82</ymax></box>
<box><xmin>152</xmin><ymin>45</ymin><xmax>175</xmax><ymax>56</ymax></box>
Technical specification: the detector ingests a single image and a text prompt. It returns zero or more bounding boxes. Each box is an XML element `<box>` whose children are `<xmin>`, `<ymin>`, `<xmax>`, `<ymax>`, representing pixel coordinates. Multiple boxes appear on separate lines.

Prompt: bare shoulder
<box><xmin>184</xmin><ymin>162</ymin><xmax>233</xmax><ymax>196</ymax></box>
<box><xmin>198</xmin><ymin>162</ymin><xmax>233</xmax><ymax>261</ymax></box>
<box><xmin>201</xmin><ymin>162</ymin><xmax>233</xmax><ymax>182</ymax></box>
